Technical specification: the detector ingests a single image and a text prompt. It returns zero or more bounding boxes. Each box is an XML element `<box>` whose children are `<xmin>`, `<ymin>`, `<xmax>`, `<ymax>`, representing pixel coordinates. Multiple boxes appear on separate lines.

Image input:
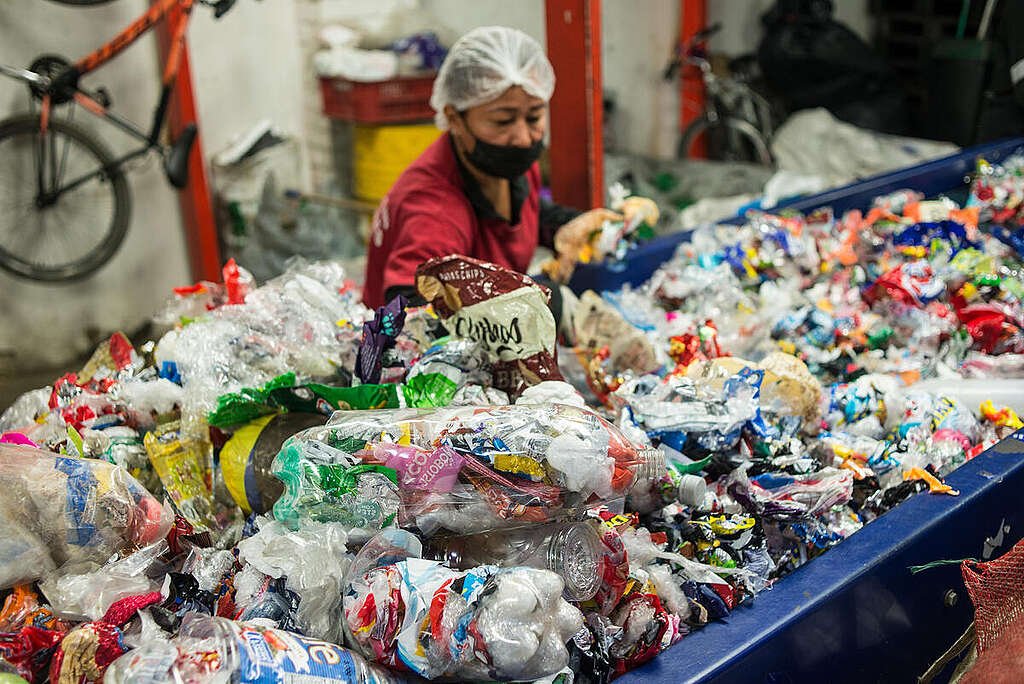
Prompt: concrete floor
<box><xmin>0</xmin><ymin>320</ymin><xmax>161</xmax><ymax>415</ymax></box>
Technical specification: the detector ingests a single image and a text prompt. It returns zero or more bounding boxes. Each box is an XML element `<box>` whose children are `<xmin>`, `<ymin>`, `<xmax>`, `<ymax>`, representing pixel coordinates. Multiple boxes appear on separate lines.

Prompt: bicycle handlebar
<box><xmin>661</xmin><ymin>22</ymin><xmax>723</xmax><ymax>81</ymax></box>
<box><xmin>199</xmin><ymin>0</ymin><xmax>237</xmax><ymax>19</ymax></box>
<box><xmin>693</xmin><ymin>22</ymin><xmax>722</xmax><ymax>42</ymax></box>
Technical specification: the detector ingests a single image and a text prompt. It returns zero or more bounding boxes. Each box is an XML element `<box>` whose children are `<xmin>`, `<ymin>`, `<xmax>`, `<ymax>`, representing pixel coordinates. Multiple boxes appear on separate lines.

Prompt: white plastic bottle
<box><xmin>103</xmin><ymin>614</ymin><xmax>406</xmax><ymax>684</ymax></box>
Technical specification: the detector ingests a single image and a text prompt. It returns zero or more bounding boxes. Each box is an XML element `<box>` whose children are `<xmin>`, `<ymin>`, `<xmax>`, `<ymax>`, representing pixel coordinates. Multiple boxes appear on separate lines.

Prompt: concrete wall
<box><xmin>601</xmin><ymin>0</ymin><xmax>680</xmax><ymax>158</ymax></box>
<box><xmin>0</xmin><ymin>0</ymin><xmax>190</xmax><ymax>370</ymax></box>
<box><xmin>187</xmin><ymin>0</ymin><xmax>311</xmax><ymax>189</ymax></box>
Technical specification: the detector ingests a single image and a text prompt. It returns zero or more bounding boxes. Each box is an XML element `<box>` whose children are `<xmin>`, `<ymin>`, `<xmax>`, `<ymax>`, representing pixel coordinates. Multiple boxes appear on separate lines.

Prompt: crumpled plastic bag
<box><xmin>39</xmin><ymin>540</ymin><xmax>168</xmax><ymax>621</ymax></box>
<box><xmin>0</xmin><ymin>444</ymin><xmax>171</xmax><ymax>590</ymax></box>
<box><xmin>236</xmin><ymin>517</ymin><xmax>353</xmax><ymax>644</ymax></box>
<box><xmin>155</xmin><ymin>259</ymin><xmax>370</xmax><ymax>438</ymax></box>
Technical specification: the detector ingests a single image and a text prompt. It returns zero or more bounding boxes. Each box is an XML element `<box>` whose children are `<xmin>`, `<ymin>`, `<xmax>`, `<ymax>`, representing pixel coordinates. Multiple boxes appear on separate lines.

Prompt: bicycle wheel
<box><xmin>45</xmin><ymin>0</ymin><xmax>117</xmax><ymax>5</ymax></box>
<box><xmin>679</xmin><ymin>115</ymin><xmax>773</xmax><ymax>166</ymax></box>
<box><xmin>0</xmin><ymin>114</ymin><xmax>131</xmax><ymax>282</ymax></box>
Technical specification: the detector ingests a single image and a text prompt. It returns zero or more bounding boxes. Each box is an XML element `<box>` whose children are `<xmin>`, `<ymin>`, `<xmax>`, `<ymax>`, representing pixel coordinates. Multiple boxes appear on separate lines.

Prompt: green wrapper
<box><xmin>207</xmin><ymin>373</ymin><xmax>297</xmax><ymax>427</ymax></box>
<box><xmin>402</xmin><ymin>372</ymin><xmax>458</xmax><ymax>408</ymax></box>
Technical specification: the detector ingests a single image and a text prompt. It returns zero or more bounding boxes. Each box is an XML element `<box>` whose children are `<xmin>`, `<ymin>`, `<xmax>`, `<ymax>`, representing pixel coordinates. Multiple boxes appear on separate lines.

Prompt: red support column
<box><xmin>544</xmin><ymin>0</ymin><xmax>604</xmax><ymax>210</ymax></box>
<box><xmin>155</xmin><ymin>4</ymin><xmax>221</xmax><ymax>282</ymax></box>
<box><xmin>680</xmin><ymin>0</ymin><xmax>707</xmax><ymax>158</ymax></box>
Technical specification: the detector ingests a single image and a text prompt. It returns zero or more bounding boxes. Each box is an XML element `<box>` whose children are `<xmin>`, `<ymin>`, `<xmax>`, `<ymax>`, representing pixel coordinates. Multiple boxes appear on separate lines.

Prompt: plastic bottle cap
<box><xmin>677</xmin><ymin>474</ymin><xmax>708</xmax><ymax>508</ymax></box>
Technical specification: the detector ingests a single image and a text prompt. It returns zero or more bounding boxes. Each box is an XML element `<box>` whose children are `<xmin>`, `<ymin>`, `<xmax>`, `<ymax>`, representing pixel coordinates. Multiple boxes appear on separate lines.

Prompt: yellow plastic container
<box><xmin>352</xmin><ymin>123</ymin><xmax>441</xmax><ymax>202</ymax></box>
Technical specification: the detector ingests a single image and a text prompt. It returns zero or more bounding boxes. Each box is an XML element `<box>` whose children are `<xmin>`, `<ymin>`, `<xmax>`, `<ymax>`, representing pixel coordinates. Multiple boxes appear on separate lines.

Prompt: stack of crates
<box><xmin>319</xmin><ymin>75</ymin><xmax>442</xmax><ymax>203</ymax></box>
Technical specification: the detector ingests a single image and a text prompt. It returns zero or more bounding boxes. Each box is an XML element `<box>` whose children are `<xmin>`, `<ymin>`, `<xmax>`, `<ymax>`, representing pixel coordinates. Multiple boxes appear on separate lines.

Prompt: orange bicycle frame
<box><xmin>75</xmin><ymin>0</ymin><xmax>195</xmax><ymax>87</ymax></box>
<box><xmin>38</xmin><ymin>0</ymin><xmax>197</xmax><ymax>145</ymax></box>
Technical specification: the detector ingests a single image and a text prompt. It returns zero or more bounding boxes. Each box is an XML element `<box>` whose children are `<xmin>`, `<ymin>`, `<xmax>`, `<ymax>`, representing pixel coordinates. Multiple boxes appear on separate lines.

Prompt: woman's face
<box><xmin>447</xmin><ymin>86</ymin><xmax>547</xmax><ymax>152</ymax></box>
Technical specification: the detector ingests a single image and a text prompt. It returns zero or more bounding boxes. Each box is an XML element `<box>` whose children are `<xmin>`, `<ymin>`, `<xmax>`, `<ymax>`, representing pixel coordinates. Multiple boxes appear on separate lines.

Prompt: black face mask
<box><xmin>459</xmin><ymin>120</ymin><xmax>544</xmax><ymax>180</ymax></box>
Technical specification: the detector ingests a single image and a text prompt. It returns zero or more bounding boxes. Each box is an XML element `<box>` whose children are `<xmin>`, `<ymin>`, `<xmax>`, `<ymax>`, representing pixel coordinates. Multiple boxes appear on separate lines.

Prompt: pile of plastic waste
<box><xmin>1</xmin><ymin>153</ymin><xmax>1023</xmax><ymax>684</ymax></box>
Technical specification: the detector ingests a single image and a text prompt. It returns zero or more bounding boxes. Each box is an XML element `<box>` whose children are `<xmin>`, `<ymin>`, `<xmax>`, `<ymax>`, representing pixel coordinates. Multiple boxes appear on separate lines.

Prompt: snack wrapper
<box><xmin>415</xmin><ymin>255</ymin><xmax>563</xmax><ymax>398</ymax></box>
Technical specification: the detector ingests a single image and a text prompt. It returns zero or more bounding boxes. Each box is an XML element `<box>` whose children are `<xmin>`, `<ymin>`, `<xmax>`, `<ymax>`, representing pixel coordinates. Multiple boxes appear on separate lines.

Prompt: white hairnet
<box><xmin>430</xmin><ymin>26</ymin><xmax>555</xmax><ymax>130</ymax></box>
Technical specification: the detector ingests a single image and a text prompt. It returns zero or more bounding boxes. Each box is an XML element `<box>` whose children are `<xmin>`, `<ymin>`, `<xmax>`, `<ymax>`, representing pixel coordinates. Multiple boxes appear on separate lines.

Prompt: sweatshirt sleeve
<box><xmin>379</xmin><ymin>187</ymin><xmax>476</xmax><ymax>297</ymax></box>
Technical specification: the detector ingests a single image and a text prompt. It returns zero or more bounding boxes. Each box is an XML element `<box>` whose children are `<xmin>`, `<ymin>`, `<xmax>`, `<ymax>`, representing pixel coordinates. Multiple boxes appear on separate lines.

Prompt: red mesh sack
<box><xmin>960</xmin><ymin>538</ymin><xmax>1024</xmax><ymax>683</ymax></box>
<box><xmin>963</xmin><ymin>539</ymin><xmax>1024</xmax><ymax>654</ymax></box>
<box><xmin>961</xmin><ymin>613</ymin><xmax>1024</xmax><ymax>684</ymax></box>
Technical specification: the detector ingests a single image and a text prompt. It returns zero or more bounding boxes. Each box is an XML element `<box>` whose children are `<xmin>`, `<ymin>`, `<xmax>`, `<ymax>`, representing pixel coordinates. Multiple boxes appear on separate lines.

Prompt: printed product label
<box><xmin>448</xmin><ymin>289</ymin><xmax>555</xmax><ymax>362</ymax></box>
<box><xmin>234</xmin><ymin>624</ymin><xmax>361</xmax><ymax>683</ymax></box>
<box><xmin>383</xmin><ymin>444</ymin><xmax>464</xmax><ymax>492</ymax></box>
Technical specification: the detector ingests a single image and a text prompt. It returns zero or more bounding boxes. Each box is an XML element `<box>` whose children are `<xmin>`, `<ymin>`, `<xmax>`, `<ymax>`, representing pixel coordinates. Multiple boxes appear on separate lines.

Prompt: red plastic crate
<box><xmin>319</xmin><ymin>75</ymin><xmax>436</xmax><ymax>124</ymax></box>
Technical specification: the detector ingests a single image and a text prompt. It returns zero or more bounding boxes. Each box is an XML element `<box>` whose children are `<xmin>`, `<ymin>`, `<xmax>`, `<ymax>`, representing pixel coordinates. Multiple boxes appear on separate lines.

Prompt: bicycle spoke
<box><xmin>1</xmin><ymin>203</ymin><xmax>38</xmax><ymax>239</ymax></box>
<box><xmin>56</xmin><ymin>127</ymin><xmax>73</xmax><ymax>194</ymax></box>
<box><xmin>0</xmin><ymin>117</ymin><xmax>125</xmax><ymax>278</ymax></box>
<box><xmin>50</xmin><ymin>207</ymin><xmax>79</xmax><ymax>265</ymax></box>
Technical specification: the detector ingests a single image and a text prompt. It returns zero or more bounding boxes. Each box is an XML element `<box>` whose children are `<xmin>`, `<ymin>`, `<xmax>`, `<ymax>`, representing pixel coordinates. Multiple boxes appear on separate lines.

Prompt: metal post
<box><xmin>680</xmin><ymin>0</ymin><xmax>707</xmax><ymax>157</ymax></box>
<box><xmin>154</xmin><ymin>2</ymin><xmax>221</xmax><ymax>282</ymax></box>
<box><xmin>544</xmin><ymin>0</ymin><xmax>604</xmax><ymax>210</ymax></box>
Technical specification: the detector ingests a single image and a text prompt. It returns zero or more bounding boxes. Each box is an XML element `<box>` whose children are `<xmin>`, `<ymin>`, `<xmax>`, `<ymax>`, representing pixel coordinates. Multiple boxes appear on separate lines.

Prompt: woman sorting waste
<box><xmin>362</xmin><ymin>26</ymin><xmax>652</xmax><ymax>326</ymax></box>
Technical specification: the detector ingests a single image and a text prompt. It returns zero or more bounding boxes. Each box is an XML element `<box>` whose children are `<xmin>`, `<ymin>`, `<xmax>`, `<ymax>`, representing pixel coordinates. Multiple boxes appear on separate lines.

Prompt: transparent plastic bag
<box><xmin>39</xmin><ymin>540</ymin><xmax>168</xmax><ymax>620</ymax></box>
<box><xmin>0</xmin><ymin>387</ymin><xmax>50</xmax><ymax>434</ymax></box>
<box><xmin>235</xmin><ymin>517</ymin><xmax>352</xmax><ymax>644</ymax></box>
<box><xmin>154</xmin><ymin>259</ymin><xmax>370</xmax><ymax>438</ymax></box>
<box><xmin>423</xmin><ymin>520</ymin><xmax>603</xmax><ymax>601</ymax></box>
<box><xmin>344</xmin><ymin>553</ymin><xmax>583</xmax><ymax>681</ymax></box>
<box><xmin>612</xmin><ymin>373</ymin><xmax>756</xmax><ymax>440</ymax></box>
<box><xmin>104</xmin><ymin>614</ymin><xmax>405</xmax><ymax>684</ymax></box>
<box><xmin>0</xmin><ymin>444</ymin><xmax>170</xmax><ymax>589</ymax></box>
<box><xmin>273</xmin><ymin>404</ymin><xmax>664</xmax><ymax>537</ymax></box>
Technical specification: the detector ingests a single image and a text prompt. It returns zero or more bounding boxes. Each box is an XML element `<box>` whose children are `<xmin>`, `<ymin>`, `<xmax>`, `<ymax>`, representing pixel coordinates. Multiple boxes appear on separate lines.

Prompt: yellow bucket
<box><xmin>352</xmin><ymin>123</ymin><xmax>441</xmax><ymax>202</ymax></box>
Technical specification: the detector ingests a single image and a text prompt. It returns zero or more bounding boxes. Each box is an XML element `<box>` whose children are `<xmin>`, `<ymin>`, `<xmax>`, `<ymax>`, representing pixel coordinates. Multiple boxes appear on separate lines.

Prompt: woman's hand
<box><xmin>551</xmin><ymin>208</ymin><xmax>623</xmax><ymax>283</ymax></box>
<box><xmin>620</xmin><ymin>196</ymin><xmax>659</xmax><ymax>227</ymax></box>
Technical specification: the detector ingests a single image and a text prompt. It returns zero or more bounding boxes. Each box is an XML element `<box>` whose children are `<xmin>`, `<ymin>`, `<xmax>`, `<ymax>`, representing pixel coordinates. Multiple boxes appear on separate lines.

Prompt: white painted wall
<box><xmin>187</xmin><ymin>0</ymin><xmax>311</xmax><ymax>190</ymax></box>
<box><xmin>419</xmin><ymin>0</ymin><xmax>546</xmax><ymax>45</ymax></box>
<box><xmin>0</xmin><ymin>0</ymin><xmax>190</xmax><ymax>369</ymax></box>
<box><xmin>602</xmin><ymin>0</ymin><xmax>679</xmax><ymax>158</ymax></box>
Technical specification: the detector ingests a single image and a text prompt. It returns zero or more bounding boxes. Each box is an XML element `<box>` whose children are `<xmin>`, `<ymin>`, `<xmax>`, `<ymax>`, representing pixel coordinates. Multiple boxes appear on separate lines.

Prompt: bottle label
<box><xmin>381</xmin><ymin>443</ymin><xmax>464</xmax><ymax>492</ymax></box>
<box><xmin>233</xmin><ymin>624</ymin><xmax>363</xmax><ymax>683</ymax></box>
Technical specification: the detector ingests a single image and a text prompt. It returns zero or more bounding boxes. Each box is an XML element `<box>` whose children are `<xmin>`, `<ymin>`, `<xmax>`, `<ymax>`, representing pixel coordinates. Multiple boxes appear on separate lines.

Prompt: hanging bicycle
<box><xmin>0</xmin><ymin>0</ymin><xmax>237</xmax><ymax>282</ymax></box>
<box><xmin>664</xmin><ymin>23</ymin><xmax>776</xmax><ymax>166</ymax></box>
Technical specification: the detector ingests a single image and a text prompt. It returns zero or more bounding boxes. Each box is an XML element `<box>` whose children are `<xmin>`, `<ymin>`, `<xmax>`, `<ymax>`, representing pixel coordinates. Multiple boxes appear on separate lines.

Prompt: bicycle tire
<box><xmin>0</xmin><ymin>114</ymin><xmax>131</xmax><ymax>282</ymax></box>
<box><xmin>45</xmin><ymin>0</ymin><xmax>117</xmax><ymax>5</ymax></box>
<box><xmin>678</xmin><ymin>115</ymin><xmax>774</xmax><ymax>166</ymax></box>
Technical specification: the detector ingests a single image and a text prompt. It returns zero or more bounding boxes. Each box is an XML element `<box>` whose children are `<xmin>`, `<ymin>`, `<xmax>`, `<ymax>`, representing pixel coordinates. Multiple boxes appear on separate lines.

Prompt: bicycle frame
<box><xmin>686</xmin><ymin>53</ymin><xmax>773</xmax><ymax>139</ymax></box>
<box><xmin>68</xmin><ymin>0</ymin><xmax>195</xmax><ymax>144</ymax></box>
<box><xmin>5</xmin><ymin>0</ymin><xmax>197</xmax><ymax>198</ymax></box>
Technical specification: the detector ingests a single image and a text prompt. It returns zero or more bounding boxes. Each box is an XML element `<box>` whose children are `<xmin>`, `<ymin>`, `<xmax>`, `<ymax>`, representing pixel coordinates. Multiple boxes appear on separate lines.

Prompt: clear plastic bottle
<box><xmin>103</xmin><ymin>614</ymin><xmax>405</xmax><ymax>684</ymax></box>
<box><xmin>273</xmin><ymin>403</ymin><xmax>665</xmax><ymax>537</ymax></box>
<box><xmin>423</xmin><ymin>521</ymin><xmax>604</xmax><ymax>601</ymax></box>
